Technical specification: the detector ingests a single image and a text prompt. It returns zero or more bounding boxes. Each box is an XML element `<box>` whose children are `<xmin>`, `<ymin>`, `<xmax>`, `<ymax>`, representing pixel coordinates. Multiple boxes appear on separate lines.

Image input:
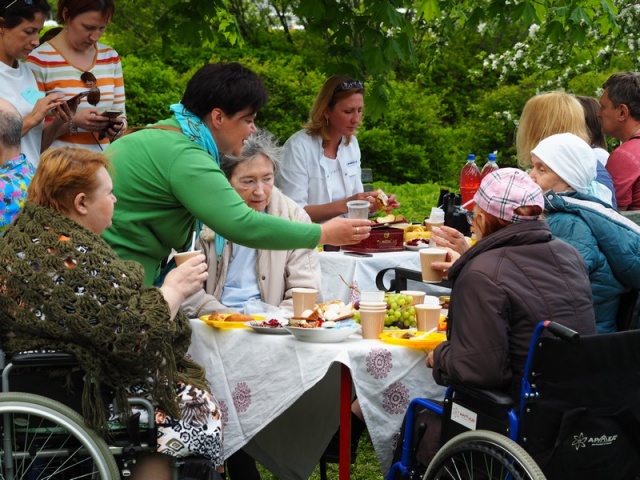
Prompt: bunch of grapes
<box><xmin>353</xmin><ymin>293</ymin><xmax>416</xmax><ymax>330</ymax></box>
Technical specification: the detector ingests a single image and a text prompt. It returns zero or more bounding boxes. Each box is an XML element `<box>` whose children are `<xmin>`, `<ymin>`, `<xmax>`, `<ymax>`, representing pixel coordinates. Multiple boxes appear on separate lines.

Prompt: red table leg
<box><xmin>339</xmin><ymin>363</ymin><xmax>352</xmax><ymax>480</ymax></box>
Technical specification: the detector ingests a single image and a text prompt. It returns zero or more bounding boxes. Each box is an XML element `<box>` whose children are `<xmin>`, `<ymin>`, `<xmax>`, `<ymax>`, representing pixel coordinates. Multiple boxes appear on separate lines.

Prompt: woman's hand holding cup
<box><xmin>319</xmin><ymin>218</ymin><xmax>373</xmax><ymax>246</ymax></box>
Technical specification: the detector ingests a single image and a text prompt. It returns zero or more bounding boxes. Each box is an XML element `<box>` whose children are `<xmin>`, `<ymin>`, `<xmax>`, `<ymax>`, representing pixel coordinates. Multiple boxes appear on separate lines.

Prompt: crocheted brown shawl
<box><xmin>0</xmin><ymin>202</ymin><xmax>209</xmax><ymax>433</ymax></box>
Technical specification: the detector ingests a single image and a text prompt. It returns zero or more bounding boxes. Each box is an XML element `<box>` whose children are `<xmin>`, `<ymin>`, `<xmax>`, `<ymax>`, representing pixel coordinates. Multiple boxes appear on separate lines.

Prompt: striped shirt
<box><xmin>26</xmin><ymin>42</ymin><xmax>126</xmax><ymax>152</ymax></box>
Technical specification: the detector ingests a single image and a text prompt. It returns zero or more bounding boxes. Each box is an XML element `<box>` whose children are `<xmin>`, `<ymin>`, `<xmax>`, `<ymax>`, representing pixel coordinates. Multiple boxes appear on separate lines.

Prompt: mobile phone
<box><xmin>343</xmin><ymin>252</ymin><xmax>373</xmax><ymax>257</ymax></box>
<box><xmin>99</xmin><ymin>109</ymin><xmax>123</xmax><ymax>118</ymax></box>
<box><xmin>65</xmin><ymin>91</ymin><xmax>89</xmax><ymax>107</ymax></box>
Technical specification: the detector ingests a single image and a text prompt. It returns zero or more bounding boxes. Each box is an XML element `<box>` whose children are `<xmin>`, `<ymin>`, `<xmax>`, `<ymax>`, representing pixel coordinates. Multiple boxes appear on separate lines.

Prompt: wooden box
<box><xmin>343</xmin><ymin>226</ymin><xmax>404</xmax><ymax>253</ymax></box>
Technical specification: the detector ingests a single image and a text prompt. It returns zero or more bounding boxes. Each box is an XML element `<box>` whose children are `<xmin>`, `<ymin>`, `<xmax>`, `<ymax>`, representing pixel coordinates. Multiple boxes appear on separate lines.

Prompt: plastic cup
<box><xmin>415</xmin><ymin>304</ymin><xmax>442</xmax><ymax>332</ymax></box>
<box><xmin>346</xmin><ymin>200</ymin><xmax>370</xmax><ymax>219</ymax></box>
<box><xmin>173</xmin><ymin>250</ymin><xmax>202</xmax><ymax>266</ymax></box>
<box><xmin>360</xmin><ymin>309</ymin><xmax>386</xmax><ymax>339</ymax></box>
<box><xmin>291</xmin><ymin>288</ymin><xmax>318</xmax><ymax>317</ymax></box>
<box><xmin>400</xmin><ymin>290</ymin><xmax>426</xmax><ymax>305</ymax></box>
<box><xmin>420</xmin><ymin>248</ymin><xmax>448</xmax><ymax>283</ymax></box>
<box><xmin>360</xmin><ymin>290</ymin><xmax>385</xmax><ymax>303</ymax></box>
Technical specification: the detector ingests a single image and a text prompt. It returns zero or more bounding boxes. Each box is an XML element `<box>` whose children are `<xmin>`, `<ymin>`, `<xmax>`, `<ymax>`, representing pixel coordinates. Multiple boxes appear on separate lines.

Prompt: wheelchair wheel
<box><xmin>423</xmin><ymin>430</ymin><xmax>545</xmax><ymax>480</ymax></box>
<box><xmin>0</xmin><ymin>392</ymin><xmax>120</xmax><ymax>480</ymax></box>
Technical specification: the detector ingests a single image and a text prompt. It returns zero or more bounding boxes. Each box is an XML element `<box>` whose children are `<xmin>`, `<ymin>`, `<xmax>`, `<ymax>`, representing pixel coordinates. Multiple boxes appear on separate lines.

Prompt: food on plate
<box><xmin>292</xmin><ymin>300</ymin><xmax>354</xmax><ymax>326</ymax></box>
<box><xmin>375</xmin><ymin>213</ymin><xmax>407</xmax><ymax>224</ymax></box>
<box><xmin>405</xmin><ymin>238</ymin><xmax>429</xmax><ymax>247</ymax></box>
<box><xmin>438</xmin><ymin>315</ymin><xmax>448</xmax><ymax>331</ymax></box>
<box><xmin>207</xmin><ymin>312</ymin><xmax>253</xmax><ymax>323</ymax></box>
<box><xmin>376</xmin><ymin>213</ymin><xmax>396</xmax><ymax>224</ymax></box>
<box><xmin>254</xmin><ymin>318</ymin><xmax>284</xmax><ymax>328</ymax></box>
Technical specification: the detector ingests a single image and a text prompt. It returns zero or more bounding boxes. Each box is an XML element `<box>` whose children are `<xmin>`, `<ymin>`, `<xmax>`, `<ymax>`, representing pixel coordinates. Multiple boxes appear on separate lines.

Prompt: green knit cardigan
<box><xmin>0</xmin><ymin>202</ymin><xmax>208</xmax><ymax>433</ymax></box>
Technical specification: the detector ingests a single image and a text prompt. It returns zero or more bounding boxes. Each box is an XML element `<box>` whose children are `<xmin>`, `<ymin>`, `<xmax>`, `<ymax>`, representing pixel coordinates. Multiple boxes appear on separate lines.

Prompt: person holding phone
<box><xmin>0</xmin><ymin>0</ymin><xmax>70</xmax><ymax>167</ymax></box>
<box><xmin>26</xmin><ymin>0</ymin><xmax>126</xmax><ymax>152</ymax></box>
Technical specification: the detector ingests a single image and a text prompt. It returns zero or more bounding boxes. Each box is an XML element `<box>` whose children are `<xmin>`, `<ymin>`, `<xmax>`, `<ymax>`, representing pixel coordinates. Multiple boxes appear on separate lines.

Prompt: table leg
<box><xmin>339</xmin><ymin>363</ymin><xmax>352</xmax><ymax>480</ymax></box>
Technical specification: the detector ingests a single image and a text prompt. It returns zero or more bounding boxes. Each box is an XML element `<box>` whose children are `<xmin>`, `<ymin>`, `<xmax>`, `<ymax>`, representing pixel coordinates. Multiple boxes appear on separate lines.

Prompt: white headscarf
<box><xmin>531</xmin><ymin>132</ymin><xmax>612</xmax><ymax>204</ymax></box>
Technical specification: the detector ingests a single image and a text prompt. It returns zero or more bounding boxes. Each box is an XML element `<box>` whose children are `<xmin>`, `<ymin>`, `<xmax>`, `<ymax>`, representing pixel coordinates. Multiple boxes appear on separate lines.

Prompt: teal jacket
<box><xmin>544</xmin><ymin>191</ymin><xmax>640</xmax><ymax>333</ymax></box>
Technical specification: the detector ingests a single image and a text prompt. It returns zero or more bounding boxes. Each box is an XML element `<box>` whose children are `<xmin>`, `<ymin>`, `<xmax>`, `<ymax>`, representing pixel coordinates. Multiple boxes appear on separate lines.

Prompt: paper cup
<box><xmin>400</xmin><ymin>290</ymin><xmax>426</xmax><ymax>305</ymax></box>
<box><xmin>424</xmin><ymin>220</ymin><xmax>445</xmax><ymax>232</ymax></box>
<box><xmin>415</xmin><ymin>304</ymin><xmax>442</xmax><ymax>332</ymax></box>
<box><xmin>422</xmin><ymin>295</ymin><xmax>440</xmax><ymax>306</ymax></box>
<box><xmin>346</xmin><ymin>200</ymin><xmax>370</xmax><ymax>219</ymax></box>
<box><xmin>360</xmin><ymin>309</ymin><xmax>386</xmax><ymax>339</ymax></box>
<box><xmin>173</xmin><ymin>250</ymin><xmax>202</xmax><ymax>266</ymax></box>
<box><xmin>291</xmin><ymin>288</ymin><xmax>318</xmax><ymax>317</ymax></box>
<box><xmin>360</xmin><ymin>290</ymin><xmax>386</xmax><ymax>302</ymax></box>
<box><xmin>420</xmin><ymin>248</ymin><xmax>447</xmax><ymax>283</ymax></box>
<box><xmin>359</xmin><ymin>301</ymin><xmax>388</xmax><ymax>310</ymax></box>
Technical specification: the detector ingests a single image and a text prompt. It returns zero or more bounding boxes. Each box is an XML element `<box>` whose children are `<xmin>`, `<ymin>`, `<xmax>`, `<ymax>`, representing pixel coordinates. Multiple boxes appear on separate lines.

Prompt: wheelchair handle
<box><xmin>545</xmin><ymin>320</ymin><xmax>580</xmax><ymax>342</ymax></box>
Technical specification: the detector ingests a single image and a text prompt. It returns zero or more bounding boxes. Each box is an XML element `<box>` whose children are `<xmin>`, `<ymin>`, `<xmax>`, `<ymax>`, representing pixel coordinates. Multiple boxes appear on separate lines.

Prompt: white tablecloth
<box><xmin>188</xmin><ymin>319</ymin><xmax>446</xmax><ymax>479</ymax></box>
<box><xmin>319</xmin><ymin>250</ymin><xmax>451</xmax><ymax>302</ymax></box>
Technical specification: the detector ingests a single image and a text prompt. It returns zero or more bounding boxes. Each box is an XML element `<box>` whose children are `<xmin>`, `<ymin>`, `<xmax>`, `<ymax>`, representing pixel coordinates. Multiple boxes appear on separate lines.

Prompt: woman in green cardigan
<box><xmin>102</xmin><ymin>62</ymin><xmax>372</xmax><ymax>285</ymax></box>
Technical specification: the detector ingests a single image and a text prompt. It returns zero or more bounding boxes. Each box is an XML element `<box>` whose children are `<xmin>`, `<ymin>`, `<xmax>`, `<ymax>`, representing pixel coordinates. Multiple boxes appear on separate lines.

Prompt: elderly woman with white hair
<box><xmin>529</xmin><ymin>132</ymin><xmax>640</xmax><ymax>333</ymax></box>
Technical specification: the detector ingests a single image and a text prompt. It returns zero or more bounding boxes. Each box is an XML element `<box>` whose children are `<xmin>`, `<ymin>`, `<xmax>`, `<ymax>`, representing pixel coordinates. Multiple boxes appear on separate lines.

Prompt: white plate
<box><xmin>244</xmin><ymin>321</ymin><xmax>291</xmax><ymax>335</ymax></box>
<box><xmin>404</xmin><ymin>243</ymin><xmax>430</xmax><ymax>251</ymax></box>
<box><xmin>285</xmin><ymin>326</ymin><xmax>360</xmax><ymax>343</ymax></box>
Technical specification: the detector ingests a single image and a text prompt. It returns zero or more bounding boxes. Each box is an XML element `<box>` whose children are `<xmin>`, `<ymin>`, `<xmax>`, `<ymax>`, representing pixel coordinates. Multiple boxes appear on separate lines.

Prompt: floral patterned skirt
<box><xmin>110</xmin><ymin>381</ymin><xmax>224</xmax><ymax>468</ymax></box>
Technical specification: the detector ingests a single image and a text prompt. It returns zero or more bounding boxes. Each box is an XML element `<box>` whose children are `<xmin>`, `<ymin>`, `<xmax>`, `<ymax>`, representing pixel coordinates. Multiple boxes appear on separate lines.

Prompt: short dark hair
<box><xmin>181</xmin><ymin>62</ymin><xmax>268</xmax><ymax>120</ymax></box>
<box><xmin>0</xmin><ymin>105</ymin><xmax>23</xmax><ymax>149</ymax></box>
<box><xmin>602</xmin><ymin>72</ymin><xmax>640</xmax><ymax>120</ymax></box>
<box><xmin>56</xmin><ymin>0</ymin><xmax>114</xmax><ymax>24</ymax></box>
<box><xmin>0</xmin><ymin>0</ymin><xmax>51</xmax><ymax>29</ymax></box>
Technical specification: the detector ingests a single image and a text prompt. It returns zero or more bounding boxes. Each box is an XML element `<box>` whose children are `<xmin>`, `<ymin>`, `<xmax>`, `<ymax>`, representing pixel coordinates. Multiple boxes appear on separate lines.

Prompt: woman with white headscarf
<box><xmin>529</xmin><ymin>132</ymin><xmax>640</xmax><ymax>333</ymax></box>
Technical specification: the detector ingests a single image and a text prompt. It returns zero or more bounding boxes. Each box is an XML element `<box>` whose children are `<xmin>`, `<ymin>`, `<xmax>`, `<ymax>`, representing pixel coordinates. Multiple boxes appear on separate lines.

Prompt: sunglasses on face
<box><xmin>4</xmin><ymin>0</ymin><xmax>33</xmax><ymax>11</ymax></box>
<box><xmin>333</xmin><ymin>80</ymin><xmax>365</xmax><ymax>94</ymax></box>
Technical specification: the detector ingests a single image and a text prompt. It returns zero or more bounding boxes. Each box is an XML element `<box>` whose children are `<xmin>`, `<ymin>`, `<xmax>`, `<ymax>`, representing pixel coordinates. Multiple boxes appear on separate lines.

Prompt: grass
<box><xmin>257</xmin><ymin>431</ymin><xmax>385</xmax><ymax>479</ymax></box>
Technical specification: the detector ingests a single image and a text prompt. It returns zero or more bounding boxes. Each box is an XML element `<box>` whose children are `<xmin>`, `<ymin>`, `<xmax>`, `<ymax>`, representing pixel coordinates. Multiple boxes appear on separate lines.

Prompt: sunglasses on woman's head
<box><xmin>4</xmin><ymin>0</ymin><xmax>33</xmax><ymax>11</ymax></box>
<box><xmin>333</xmin><ymin>80</ymin><xmax>365</xmax><ymax>94</ymax></box>
<box><xmin>80</xmin><ymin>71</ymin><xmax>100</xmax><ymax>106</ymax></box>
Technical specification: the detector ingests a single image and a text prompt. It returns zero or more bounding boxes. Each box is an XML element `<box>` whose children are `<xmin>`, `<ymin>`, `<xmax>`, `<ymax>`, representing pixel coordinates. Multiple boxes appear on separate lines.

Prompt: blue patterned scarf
<box><xmin>170</xmin><ymin>104</ymin><xmax>225</xmax><ymax>258</ymax></box>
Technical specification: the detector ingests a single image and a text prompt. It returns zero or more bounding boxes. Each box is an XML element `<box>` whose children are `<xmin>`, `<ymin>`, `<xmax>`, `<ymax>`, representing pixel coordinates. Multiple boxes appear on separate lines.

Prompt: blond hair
<box><xmin>515</xmin><ymin>91</ymin><xmax>590</xmax><ymax>168</ymax></box>
<box><xmin>305</xmin><ymin>75</ymin><xmax>365</xmax><ymax>147</ymax></box>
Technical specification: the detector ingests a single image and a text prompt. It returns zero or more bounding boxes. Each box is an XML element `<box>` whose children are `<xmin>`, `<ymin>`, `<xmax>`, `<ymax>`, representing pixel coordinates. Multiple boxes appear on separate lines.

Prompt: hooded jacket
<box><xmin>543</xmin><ymin>190</ymin><xmax>640</xmax><ymax>333</ymax></box>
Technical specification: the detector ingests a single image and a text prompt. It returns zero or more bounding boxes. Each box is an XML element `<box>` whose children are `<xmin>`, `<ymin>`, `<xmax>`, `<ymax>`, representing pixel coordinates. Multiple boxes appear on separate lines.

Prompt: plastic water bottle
<box><xmin>459</xmin><ymin>154</ymin><xmax>481</xmax><ymax>210</ymax></box>
<box><xmin>480</xmin><ymin>153</ymin><xmax>499</xmax><ymax>180</ymax></box>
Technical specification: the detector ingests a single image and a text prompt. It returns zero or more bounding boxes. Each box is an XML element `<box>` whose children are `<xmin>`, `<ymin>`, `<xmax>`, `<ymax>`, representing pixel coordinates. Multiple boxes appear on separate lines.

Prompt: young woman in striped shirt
<box><xmin>26</xmin><ymin>0</ymin><xmax>126</xmax><ymax>152</ymax></box>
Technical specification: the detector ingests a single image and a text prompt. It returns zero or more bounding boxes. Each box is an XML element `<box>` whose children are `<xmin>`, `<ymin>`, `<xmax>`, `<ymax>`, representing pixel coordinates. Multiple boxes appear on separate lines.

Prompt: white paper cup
<box><xmin>420</xmin><ymin>248</ymin><xmax>448</xmax><ymax>283</ymax></box>
<box><xmin>346</xmin><ymin>200</ymin><xmax>370</xmax><ymax>219</ymax></box>
<box><xmin>415</xmin><ymin>304</ymin><xmax>441</xmax><ymax>332</ymax></box>
<box><xmin>291</xmin><ymin>288</ymin><xmax>318</xmax><ymax>317</ymax></box>
<box><xmin>360</xmin><ymin>290</ymin><xmax>386</xmax><ymax>302</ymax></box>
<box><xmin>360</xmin><ymin>310</ymin><xmax>386</xmax><ymax>339</ymax></box>
<box><xmin>400</xmin><ymin>290</ymin><xmax>426</xmax><ymax>305</ymax></box>
<box><xmin>173</xmin><ymin>250</ymin><xmax>202</xmax><ymax>266</ymax></box>
<box><xmin>359</xmin><ymin>301</ymin><xmax>388</xmax><ymax>311</ymax></box>
<box><xmin>422</xmin><ymin>295</ymin><xmax>440</xmax><ymax>306</ymax></box>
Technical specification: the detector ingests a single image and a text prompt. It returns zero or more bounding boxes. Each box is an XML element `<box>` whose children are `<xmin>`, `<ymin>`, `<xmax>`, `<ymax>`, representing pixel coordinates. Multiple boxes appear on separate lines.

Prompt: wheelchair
<box><xmin>0</xmin><ymin>345</ymin><xmax>210</xmax><ymax>479</ymax></box>
<box><xmin>388</xmin><ymin>320</ymin><xmax>640</xmax><ymax>480</ymax></box>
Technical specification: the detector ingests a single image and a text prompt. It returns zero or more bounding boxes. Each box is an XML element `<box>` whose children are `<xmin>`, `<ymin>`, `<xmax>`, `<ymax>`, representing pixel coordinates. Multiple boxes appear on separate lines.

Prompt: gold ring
<box><xmin>355</xmin><ymin>227</ymin><xmax>360</xmax><ymax>235</ymax></box>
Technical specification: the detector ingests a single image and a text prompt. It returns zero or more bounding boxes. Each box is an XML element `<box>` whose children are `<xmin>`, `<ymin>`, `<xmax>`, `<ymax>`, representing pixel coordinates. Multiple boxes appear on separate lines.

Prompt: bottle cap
<box><xmin>488</xmin><ymin>153</ymin><xmax>497</xmax><ymax>161</ymax></box>
<box><xmin>467</xmin><ymin>154</ymin><xmax>476</xmax><ymax>161</ymax></box>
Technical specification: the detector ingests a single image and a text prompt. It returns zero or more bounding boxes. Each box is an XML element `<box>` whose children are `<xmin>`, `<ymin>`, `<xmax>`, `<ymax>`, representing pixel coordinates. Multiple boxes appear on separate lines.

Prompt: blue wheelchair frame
<box><xmin>387</xmin><ymin>320</ymin><xmax>578</xmax><ymax>480</ymax></box>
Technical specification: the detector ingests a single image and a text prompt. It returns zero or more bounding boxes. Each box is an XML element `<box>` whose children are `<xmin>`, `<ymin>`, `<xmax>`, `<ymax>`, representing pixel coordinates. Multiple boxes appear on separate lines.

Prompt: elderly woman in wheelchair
<box><xmin>390</xmin><ymin>169</ymin><xmax>601</xmax><ymax>479</ymax></box>
<box><xmin>0</xmin><ymin>148</ymin><xmax>222</xmax><ymax>479</ymax></box>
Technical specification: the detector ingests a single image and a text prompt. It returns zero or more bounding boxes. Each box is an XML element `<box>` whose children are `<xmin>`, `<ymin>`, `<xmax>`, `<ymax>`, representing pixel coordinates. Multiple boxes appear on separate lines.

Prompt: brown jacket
<box><xmin>433</xmin><ymin>220</ymin><xmax>597</xmax><ymax>400</ymax></box>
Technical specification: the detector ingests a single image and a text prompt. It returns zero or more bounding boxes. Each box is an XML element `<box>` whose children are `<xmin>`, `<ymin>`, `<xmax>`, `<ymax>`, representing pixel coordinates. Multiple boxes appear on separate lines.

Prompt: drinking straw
<box><xmin>190</xmin><ymin>231</ymin><xmax>196</xmax><ymax>252</ymax></box>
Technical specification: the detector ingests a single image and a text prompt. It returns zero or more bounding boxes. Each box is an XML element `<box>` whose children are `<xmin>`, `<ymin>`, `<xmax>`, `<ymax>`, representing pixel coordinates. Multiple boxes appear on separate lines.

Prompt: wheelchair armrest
<box><xmin>450</xmin><ymin>383</ymin><xmax>514</xmax><ymax>408</ymax></box>
<box><xmin>9</xmin><ymin>349</ymin><xmax>79</xmax><ymax>368</ymax></box>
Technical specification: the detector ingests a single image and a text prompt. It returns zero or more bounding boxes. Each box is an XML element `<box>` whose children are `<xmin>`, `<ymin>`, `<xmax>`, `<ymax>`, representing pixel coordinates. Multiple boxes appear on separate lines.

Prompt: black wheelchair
<box><xmin>388</xmin><ymin>320</ymin><xmax>640</xmax><ymax>480</ymax></box>
<box><xmin>0</xmin><ymin>346</ymin><xmax>214</xmax><ymax>479</ymax></box>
